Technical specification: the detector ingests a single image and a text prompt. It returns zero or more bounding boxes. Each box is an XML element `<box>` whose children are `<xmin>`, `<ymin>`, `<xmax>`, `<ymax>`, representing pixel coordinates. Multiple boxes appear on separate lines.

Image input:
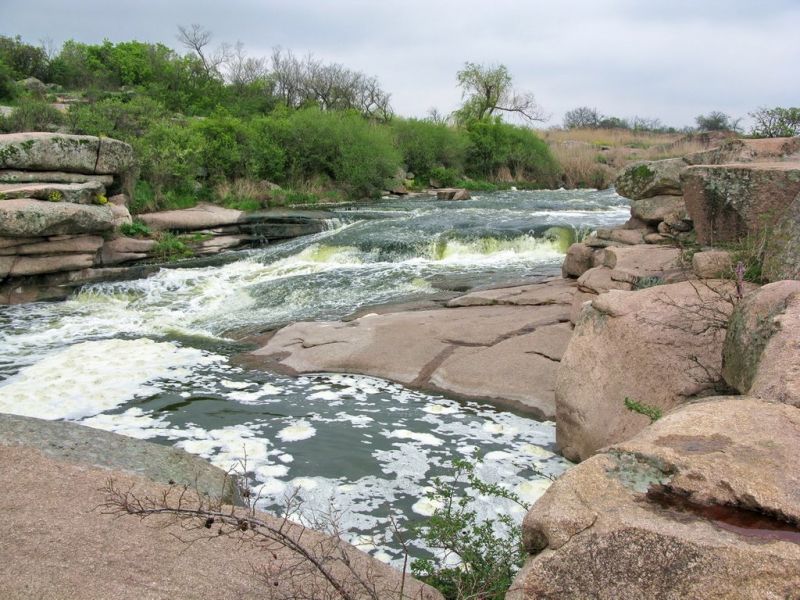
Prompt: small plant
<box><xmin>152</xmin><ymin>232</ymin><xmax>193</xmax><ymax>262</ymax></box>
<box><xmin>624</xmin><ymin>397</ymin><xmax>662</xmax><ymax>422</ymax></box>
<box><xmin>119</xmin><ymin>220</ymin><xmax>152</xmax><ymax>237</ymax></box>
<box><xmin>411</xmin><ymin>458</ymin><xmax>546</xmax><ymax>599</ymax></box>
<box><xmin>634</xmin><ymin>275</ymin><xmax>665</xmax><ymax>290</ymax></box>
<box><xmin>95</xmin><ymin>193</ymin><xmax>108</xmax><ymax>205</ymax></box>
<box><xmin>47</xmin><ymin>190</ymin><xmax>63</xmax><ymax>202</ymax></box>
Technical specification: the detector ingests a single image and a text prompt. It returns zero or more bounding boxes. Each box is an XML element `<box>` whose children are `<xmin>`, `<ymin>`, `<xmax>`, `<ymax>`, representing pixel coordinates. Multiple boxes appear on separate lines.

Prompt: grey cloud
<box><xmin>2</xmin><ymin>0</ymin><xmax>799</xmax><ymax>127</ymax></box>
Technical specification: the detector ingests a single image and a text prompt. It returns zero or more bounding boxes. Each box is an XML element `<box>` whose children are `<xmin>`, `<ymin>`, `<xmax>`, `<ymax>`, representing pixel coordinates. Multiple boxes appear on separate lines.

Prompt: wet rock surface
<box><xmin>249</xmin><ymin>278</ymin><xmax>575</xmax><ymax>417</ymax></box>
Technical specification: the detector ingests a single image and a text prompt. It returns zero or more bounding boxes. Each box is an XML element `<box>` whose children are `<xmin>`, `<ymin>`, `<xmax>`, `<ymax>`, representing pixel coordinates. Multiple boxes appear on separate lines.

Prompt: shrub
<box><xmin>119</xmin><ymin>220</ymin><xmax>151</xmax><ymax>237</ymax></box>
<box><xmin>391</xmin><ymin>118</ymin><xmax>467</xmax><ymax>179</ymax></box>
<box><xmin>67</xmin><ymin>95</ymin><xmax>167</xmax><ymax>139</ymax></box>
<box><xmin>411</xmin><ymin>457</ymin><xmax>537</xmax><ymax>600</ymax></box>
<box><xmin>152</xmin><ymin>232</ymin><xmax>193</xmax><ymax>262</ymax></box>
<box><xmin>276</xmin><ymin>107</ymin><xmax>401</xmax><ymax>198</ymax></box>
<box><xmin>464</xmin><ymin>118</ymin><xmax>559</xmax><ymax>185</ymax></box>
<box><xmin>0</xmin><ymin>98</ymin><xmax>63</xmax><ymax>132</ymax></box>
<box><xmin>749</xmin><ymin>106</ymin><xmax>800</xmax><ymax>138</ymax></box>
<box><xmin>0</xmin><ymin>58</ymin><xmax>17</xmax><ymax>101</ymax></box>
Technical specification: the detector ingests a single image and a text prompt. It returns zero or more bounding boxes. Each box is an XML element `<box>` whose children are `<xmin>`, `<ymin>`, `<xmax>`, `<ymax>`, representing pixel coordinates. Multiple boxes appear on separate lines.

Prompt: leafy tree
<box><xmin>0</xmin><ymin>35</ymin><xmax>49</xmax><ymax>80</ymax></box>
<box><xmin>749</xmin><ymin>106</ymin><xmax>800</xmax><ymax>137</ymax></box>
<box><xmin>0</xmin><ymin>58</ymin><xmax>17</xmax><ymax>100</ymax></box>
<box><xmin>695</xmin><ymin>111</ymin><xmax>740</xmax><ymax>132</ymax></box>
<box><xmin>391</xmin><ymin>118</ymin><xmax>467</xmax><ymax>178</ymax></box>
<box><xmin>563</xmin><ymin>106</ymin><xmax>600</xmax><ymax>129</ymax></box>
<box><xmin>454</xmin><ymin>62</ymin><xmax>546</xmax><ymax>123</ymax></box>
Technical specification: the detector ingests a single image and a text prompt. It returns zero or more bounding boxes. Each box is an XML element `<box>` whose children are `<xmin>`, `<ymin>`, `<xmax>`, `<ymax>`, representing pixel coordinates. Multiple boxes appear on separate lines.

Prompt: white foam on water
<box><xmin>0</xmin><ymin>339</ymin><xmax>219</xmax><ymax>421</ymax></box>
<box><xmin>386</xmin><ymin>429</ymin><xmax>444</xmax><ymax>446</ymax></box>
<box><xmin>277</xmin><ymin>420</ymin><xmax>317</xmax><ymax>442</ymax></box>
<box><xmin>422</xmin><ymin>402</ymin><xmax>460</xmax><ymax>415</ymax></box>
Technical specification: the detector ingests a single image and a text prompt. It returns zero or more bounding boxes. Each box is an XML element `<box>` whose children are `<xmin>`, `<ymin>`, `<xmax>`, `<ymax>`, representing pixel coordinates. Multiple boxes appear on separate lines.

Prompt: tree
<box><xmin>454</xmin><ymin>62</ymin><xmax>546</xmax><ymax>124</ymax></box>
<box><xmin>749</xmin><ymin>106</ymin><xmax>800</xmax><ymax>138</ymax></box>
<box><xmin>695</xmin><ymin>111</ymin><xmax>740</xmax><ymax>132</ymax></box>
<box><xmin>176</xmin><ymin>24</ymin><xmax>230</xmax><ymax>79</ymax></box>
<box><xmin>563</xmin><ymin>106</ymin><xmax>599</xmax><ymax>129</ymax></box>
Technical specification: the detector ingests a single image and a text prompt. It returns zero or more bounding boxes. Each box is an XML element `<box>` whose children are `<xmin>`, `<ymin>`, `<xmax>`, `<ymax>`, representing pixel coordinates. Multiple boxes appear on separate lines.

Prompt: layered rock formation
<box><xmin>0</xmin><ymin>133</ymin><xmax>336</xmax><ymax>304</ymax></box>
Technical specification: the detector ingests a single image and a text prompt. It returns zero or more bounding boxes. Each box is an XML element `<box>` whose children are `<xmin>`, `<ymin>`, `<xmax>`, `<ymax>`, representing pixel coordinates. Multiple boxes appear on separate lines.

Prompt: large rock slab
<box><xmin>430</xmin><ymin>322</ymin><xmax>572</xmax><ymax>418</ymax></box>
<box><xmin>615</xmin><ymin>158</ymin><xmax>686</xmax><ymax>200</ymax></box>
<box><xmin>0</xmin><ymin>234</ymin><xmax>103</xmax><ymax>256</ymax></box>
<box><xmin>510</xmin><ymin>397</ymin><xmax>800</xmax><ymax>600</ymax></box>
<box><xmin>0</xmin><ymin>441</ymin><xmax>440</xmax><ymax>600</ymax></box>
<box><xmin>682</xmin><ymin>161</ymin><xmax>800</xmax><ymax>245</ymax></box>
<box><xmin>0</xmin><ymin>198</ymin><xmax>114</xmax><ymax>237</ymax></box>
<box><xmin>250</xmin><ymin>282</ymin><xmax>574</xmax><ymax>417</ymax></box>
<box><xmin>0</xmin><ymin>169</ymin><xmax>114</xmax><ymax>185</ymax></box>
<box><xmin>556</xmin><ymin>280</ymin><xmax>739</xmax><ymax>462</ymax></box>
<box><xmin>138</xmin><ymin>203</ymin><xmax>245</xmax><ymax>231</ymax></box>
<box><xmin>0</xmin><ymin>132</ymin><xmax>135</xmax><ymax>175</ymax></box>
<box><xmin>723</xmin><ymin>281</ymin><xmax>800</xmax><ymax>406</ymax></box>
<box><xmin>0</xmin><ymin>180</ymin><xmax>105</xmax><ymax>204</ymax></box>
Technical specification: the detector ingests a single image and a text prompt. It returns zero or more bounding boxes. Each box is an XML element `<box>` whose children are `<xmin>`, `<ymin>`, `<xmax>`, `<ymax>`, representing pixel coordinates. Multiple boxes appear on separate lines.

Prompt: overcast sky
<box><xmin>3</xmin><ymin>0</ymin><xmax>799</xmax><ymax>128</ymax></box>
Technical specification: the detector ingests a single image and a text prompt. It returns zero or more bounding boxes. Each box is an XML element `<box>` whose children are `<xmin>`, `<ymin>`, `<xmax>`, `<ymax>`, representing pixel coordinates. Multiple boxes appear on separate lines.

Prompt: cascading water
<box><xmin>0</xmin><ymin>188</ymin><xmax>628</xmax><ymax>563</ymax></box>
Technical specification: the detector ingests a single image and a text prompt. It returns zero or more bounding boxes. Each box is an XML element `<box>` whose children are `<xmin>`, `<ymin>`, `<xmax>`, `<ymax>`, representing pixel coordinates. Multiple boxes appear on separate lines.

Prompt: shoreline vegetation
<box><xmin>0</xmin><ymin>33</ymin><xmax>712</xmax><ymax>215</ymax></box>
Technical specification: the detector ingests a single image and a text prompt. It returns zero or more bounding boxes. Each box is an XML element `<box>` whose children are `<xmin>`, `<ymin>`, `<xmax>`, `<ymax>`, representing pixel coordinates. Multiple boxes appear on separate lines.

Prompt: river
<box><xmin>0</xmin><ymin>188</ymin><xmax>628</xmax><ymax>564</ymax></box>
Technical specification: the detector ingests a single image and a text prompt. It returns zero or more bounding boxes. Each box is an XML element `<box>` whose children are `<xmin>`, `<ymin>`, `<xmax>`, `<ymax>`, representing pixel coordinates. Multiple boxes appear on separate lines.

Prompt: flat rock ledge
<box><xmin>0</xmin><ymin>415</ymin><xmax>440</xmax><ymax>600</ymax></box>
<box><xmin>247</xmin><ymin>277</ymin><xmax>577</xmax><ymax>419</ymax></box>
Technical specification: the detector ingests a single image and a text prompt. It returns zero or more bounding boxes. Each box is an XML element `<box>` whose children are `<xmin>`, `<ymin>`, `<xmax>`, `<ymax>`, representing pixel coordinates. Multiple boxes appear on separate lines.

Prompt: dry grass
<box><xmin>543</xmin><ymin>128</ymin><xmax>719</xmax><ymax>189</ymax></box>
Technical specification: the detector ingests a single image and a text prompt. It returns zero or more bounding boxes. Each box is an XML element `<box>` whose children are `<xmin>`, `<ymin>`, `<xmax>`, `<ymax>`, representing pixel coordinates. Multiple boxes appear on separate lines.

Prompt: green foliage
<box><xmin>0</xmin><ymin>35</ymin><xmax>49</xmax><ymax>80</ymax></box>
<box><xmin>624</xmin><ymin>397</ymin><xmax>662</xmax><ymax>422</ymax></box>
<box><xmin>428</xmin><ymin>166</ymin><xmax>460</xmax><ymax>187</ymax></box>
<box><xmin>411</xmin><ymin>458</ymin><xmax>536</xmax><ymax>600</ymax></box>
<box><xmin>391</xmin><ymin>118</ymin><xmax>467</xmax><ymax>179</ymax></box>
<box><xmin>152</xmin><ymin>232</ymin><xmax>193</xmax><ymax>262</ymax></box>
<box><xmin>695</xmin><ymin>111</ymin><xmax>739</xmax><ymax>132</ymax></box>
<box><xmin>634</xmin><ymin>275</ymin><xmax>665</xmax><ymax>290</ymax></box>
<box><xmin>749</xmin><ymin>106</ymin><xmax>800</xmax><ymax>138</ymax></box>
<box><xmin>465</xmin><ymin>118</ymin><xmax>559</xmax><ymax>184</ymax></box>
<box><xmin>67</xmin><ymin>95</ymin><xmax>167</xmax><ymax>138</ymax></box>
<box><xmin>0</xmin><ymin>99</ymin><xmax>63</xmax><ymax>132</ymax></box>
<box><xmin>0</xmin><ymin>58</ymin><xmax>18</xmax><ymax>101</ymax></box>
<box><xmin>119</xmin><ymin>220</ymin><xmax>151</xmax><ymax>237</ymax></box>
<box><xmin>276</xmin><ymin>107</ymin><xmax>401</xmax><ymax>198</ymax></box>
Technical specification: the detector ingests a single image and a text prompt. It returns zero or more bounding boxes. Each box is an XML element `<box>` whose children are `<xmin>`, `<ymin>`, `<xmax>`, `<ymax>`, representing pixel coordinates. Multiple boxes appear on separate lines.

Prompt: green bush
<box><xmin>465</xmin><ymin>118</ymin><xmax>559</xmax><ymax>185</ymax></box>
<box><xmin>152</xmin><ymin>232</ymin><xmax>193</xmax><ymax>262</ymax></box>
<box><xmin>0</xmin><ymin>98</ymin><xmax>63</xmax><ymax>132</ymax></box>
<box><xmin>411</xmin><ymin>458</ymin><xmax>536</xmax><ymax>599</ymax></box>
<box><xmin>276</xmin><ymin>108</ymin><xmax>401</xmax><ymax>198</ymax></box>
<box><xmin>391</xmin><ymin>118</ymin><xmax>467</xmax><ymax>179</ymax></box>
<box><xmin>67</xmin><ymin>95</ymin><xmax>167</xmax><ymax>139</ymax></box>
<box><xmin>0</xmin><ymin>58</ymin><xmax>17</xmax><ymax>101</ymax></box>
<box><xmin>119</xmin><ymin>220</ymin><xmax>151</xmax><ymax>237</ymax></box>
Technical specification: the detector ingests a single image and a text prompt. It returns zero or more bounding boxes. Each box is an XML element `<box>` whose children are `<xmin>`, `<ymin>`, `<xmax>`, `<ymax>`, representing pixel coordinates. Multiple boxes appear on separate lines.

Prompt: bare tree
<box><xmin>225</xmin><ymin>41</ymin><xmax>269</xmax><ymax>90</ymax></box>
<box><xmin>177</xmin><ymin>24</ymin><xmax>230</xmax><ymax>79</ymax></box>
<box><xmin>269</xmin><ymin>48</ymin><xmax>392</xmax><ymax>120</ymax></box>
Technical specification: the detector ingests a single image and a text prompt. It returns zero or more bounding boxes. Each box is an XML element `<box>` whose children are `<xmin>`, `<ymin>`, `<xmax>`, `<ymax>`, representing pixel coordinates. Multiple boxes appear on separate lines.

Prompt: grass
<box><xmin>542</xmin><ymin>128</ymin><xmax>712</xmax><ymax>190</ymax></box>
<box><xmin>119</xmin><ymin>220</ymin><xmax>151</xmax><ymax>237</ymax></box>
<box><xmin>151</xmin><ymin>232</ymin><xmax>193</xmax><ymax>262</ymax></box>
<box><xmin>624</xmin><ymin>397</ymin><xmax>662</xmax><ymax>422</ymax></box>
